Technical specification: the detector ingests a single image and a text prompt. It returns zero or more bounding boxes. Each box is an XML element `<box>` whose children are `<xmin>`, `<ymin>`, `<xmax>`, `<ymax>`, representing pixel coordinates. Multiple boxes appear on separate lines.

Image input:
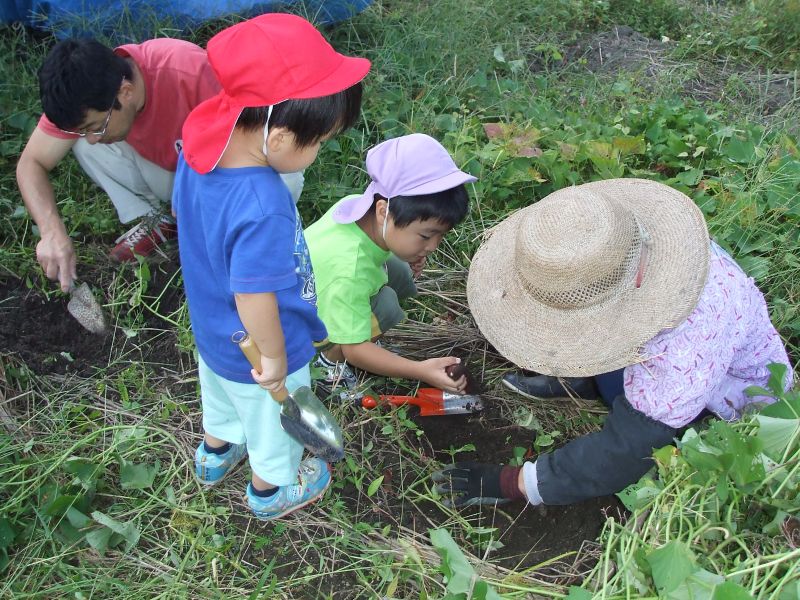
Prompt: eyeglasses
<box><xmin>60</xmin><ymin>104</ymin><xmax>114</xmax><ymax>138</ymax></box>
<box><xmin>60</xmin><ymin>76</ymin><xmax>124</xmax><ymax>137</ymax></box>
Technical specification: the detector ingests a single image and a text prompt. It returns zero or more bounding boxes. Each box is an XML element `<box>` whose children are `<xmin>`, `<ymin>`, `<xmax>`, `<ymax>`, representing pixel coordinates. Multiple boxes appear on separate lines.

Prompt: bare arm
<box><xmin>16</xmin><ymin>128</ymin><xmax>77</xmax><ymax>292</ymax></box>
<box><xmin>235</xmin><ymin>292</ymin><xmax>287</xmax><ymax>392</ymax></box>
<box><xmin>342</xmin><ymin>341</ymin><xmax>466</xmax><ymax>394</ymax></box>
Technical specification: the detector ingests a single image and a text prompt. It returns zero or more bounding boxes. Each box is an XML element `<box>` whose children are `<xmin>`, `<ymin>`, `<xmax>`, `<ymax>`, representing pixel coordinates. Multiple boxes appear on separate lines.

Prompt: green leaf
<box><xmin>667</xmin><ymin>568</ymin><xmax>724</xmax><ymax>600</ymax></box>
<box><xmin>43</xmin><ymin>493</ymin><xmax>81</xmax><ymax>517</ymax></box>
<box><xmin>493</xmin><ymin>45</ymin><xmax>506</xmax><ymax>63</ymax></box>
<box><xmin>675</xmin><ymin>168</ymin><xmax>703</xmax><ymax>186</ymax></box>
<box><xmin>716</xmin><ymin>477</ymin><xmax>729</xmax><ymax>502</ymax></box>
<box><xmin>565</xmin><ymin>586</ymin><xmax>593</xmax><ymax>599</ymax></box>
<box><xmin>766</xmin><ymin>363</ymin><xmax>790</xmax><ymax>397</ymax></box>
<box><xmin>711</xmin><ymin>581</ymin><xmax>755</xmax><ymax>599</ymax></box>
<box><xmin>646</xmin><ymin>541</ymin><xmax>696</xmax><ymax>594</ymax></box>
<box><xmin>62</xmin><ymin>457</ymin><xmax>104</xmax><ymax>488</ymax></box>
<box><xmin>0</xmin><ymin>519</ymin><xmax>15</xmax><ymax>551</ymax></box>
<box><xmin>91</xmin><ymin>511</ymin><xmax>140</xmax><ymax>552</ymax></box>
<box><xmin>616</xmin><ymin>478</ymin><xmax>661</xmax><ymax>511</ymax></box>
<box><xmin>612</xmin><ymin>136</ymin><xmax>646</xmax><ymax>155</ymax></box>
<box><xmin>6</xmin><ymin>111</ymin><xmax>37</xmax><ymax>134</ymax></box>
<box><xmin>734</xmin><ymin>255</ymin><xmax>770</xmax><ymax>281</ymax></box>
<box><xmin>85</xmin><ymin>527</ymin><xmax>114</xmax><ymax>555</ymax></box>
<box><xmin>755</xmin><ymin>415</ymin><xmax>800</xmax><ymax>459</ymax></box>
<box><xmin>367</xmin><ymin>475</ymin><xmax>384</xmax><ymax>497</ymax></box>
<box><xmin>65</xmin><ymin>507</ymin><xmax>91</xmax><ymax>529</ymax></box>
<box><xmin>434</xmin><ymin>114</ymin><xmax>458</xmax><ymax>132</ymax></box>
<box><xmin>430</xmin><ymin>528</ymin><xmax>475</xmax><ymax>595</ymax></box>
<box><xmin>430</xmin><ymin>528</ymin><xmax>499</xmax><ymax>599</ymax></box>
<box><xmin>760</xmin><ymin>394</ymin><xmax>800</xmax><ymax>419</ymax></box>
<box><xmin>120</xmin><ymin>460</ymin><xmax>159</xmax><ymax>490</ymax></box>
<box><xmin>722</xmin><ymin>138</ymin><xmax>756</xmax><ymax>164</ymax></box>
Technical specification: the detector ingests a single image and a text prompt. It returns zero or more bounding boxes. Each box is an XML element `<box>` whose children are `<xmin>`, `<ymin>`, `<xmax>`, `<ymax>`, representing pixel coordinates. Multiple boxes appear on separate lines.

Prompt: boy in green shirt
<box><xmin>305</xmin><ymin>134</ymin><xmax>475</xmax><ymax>397</ymax></box>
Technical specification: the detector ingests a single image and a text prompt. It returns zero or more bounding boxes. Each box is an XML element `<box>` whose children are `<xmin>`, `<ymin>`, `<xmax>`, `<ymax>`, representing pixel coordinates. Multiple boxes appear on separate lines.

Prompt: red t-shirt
<box><xmin>37</xmin><ymin>38</ymin><xmax>220</xmax><ymax>172</ymax></box>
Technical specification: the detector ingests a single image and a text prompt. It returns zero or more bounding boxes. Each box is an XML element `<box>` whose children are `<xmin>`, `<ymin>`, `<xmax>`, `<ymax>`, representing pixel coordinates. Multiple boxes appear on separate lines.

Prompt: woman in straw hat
<box><xmin>433</xmin><ymin>178</ymin><xmax>793</xmax><ymax>507</ymax></box>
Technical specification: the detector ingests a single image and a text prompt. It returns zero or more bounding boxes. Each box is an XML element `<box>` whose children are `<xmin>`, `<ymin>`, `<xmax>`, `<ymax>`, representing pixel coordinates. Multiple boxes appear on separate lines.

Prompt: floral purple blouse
<box><xmin>624</xmin><ymin>242</ymin><xmax>793</xmax><ymax>428</ymax></box>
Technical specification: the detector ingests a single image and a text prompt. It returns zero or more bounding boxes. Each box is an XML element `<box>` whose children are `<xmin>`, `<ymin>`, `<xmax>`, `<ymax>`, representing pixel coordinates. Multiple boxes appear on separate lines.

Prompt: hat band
<box><xmin>261</xmin><ymin>104</ymin><xmax>274</xmax><ymax>157</ymax></box>
<box><xmin>519</xmin><ymin>217</ymin><xmax>648</xmax><ymax>310</ymax></box>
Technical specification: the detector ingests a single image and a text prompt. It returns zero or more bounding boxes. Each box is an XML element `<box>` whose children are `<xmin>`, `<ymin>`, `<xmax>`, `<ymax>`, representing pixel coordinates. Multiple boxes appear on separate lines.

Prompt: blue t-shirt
<box><xmin>173</xmin><ymin>155</ymin><xmax>327</xmax><ymax>383</ymax></box>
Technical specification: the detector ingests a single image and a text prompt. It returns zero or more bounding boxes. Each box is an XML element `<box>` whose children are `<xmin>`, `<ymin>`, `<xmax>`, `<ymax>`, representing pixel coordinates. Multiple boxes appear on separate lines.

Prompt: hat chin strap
<box><xmin>381</xmin><ymin>198</ymin><xmax>390</xmax><ymax>241</ymax></box>
<box><xmin>261</xmin><ymin>105</ymin><xmax>274</xmax><ymax>158</ymax></box>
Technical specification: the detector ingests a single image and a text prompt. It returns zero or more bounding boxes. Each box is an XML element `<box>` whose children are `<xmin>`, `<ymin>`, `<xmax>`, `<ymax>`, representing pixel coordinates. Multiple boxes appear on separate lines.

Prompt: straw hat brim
<box><xmin>466</xmin><ymin>179</ymin><xmax>710</xmax><ymax>377</ymax></box>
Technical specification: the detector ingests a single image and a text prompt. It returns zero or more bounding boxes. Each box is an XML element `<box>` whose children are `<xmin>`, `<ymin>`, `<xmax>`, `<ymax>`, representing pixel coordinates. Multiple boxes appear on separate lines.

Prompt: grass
<box><xmin>1</xmin><ymin>0</ymin><xmax>799</xmax><ymax>598</ymax></box>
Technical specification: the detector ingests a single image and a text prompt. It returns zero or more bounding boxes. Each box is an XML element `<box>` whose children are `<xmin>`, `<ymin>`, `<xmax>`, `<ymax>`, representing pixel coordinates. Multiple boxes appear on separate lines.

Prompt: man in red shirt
<box><xmin>16</xmin><ymin>37</ymin><xmax>304</xmax><ymax>293</ymax></box>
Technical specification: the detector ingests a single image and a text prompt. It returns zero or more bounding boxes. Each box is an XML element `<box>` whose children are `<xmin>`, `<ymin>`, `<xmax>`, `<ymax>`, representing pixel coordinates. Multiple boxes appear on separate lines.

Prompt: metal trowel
<box><xmin>236</xmin><ymin>332</ymin><xmax>344</xmax><ymax>463</ymax></box>
<box><xmin>67</xmin><ymin>281</ymin><xmax>108</xmax><ymax>335</ymax></box>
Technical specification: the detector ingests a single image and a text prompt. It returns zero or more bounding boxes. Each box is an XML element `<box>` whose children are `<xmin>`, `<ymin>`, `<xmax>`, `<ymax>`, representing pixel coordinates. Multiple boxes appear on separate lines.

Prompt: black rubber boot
<box><xmin>501</xmin><ymin>373</ymin><xmax>599</xmax><ymax>400</ymax></box>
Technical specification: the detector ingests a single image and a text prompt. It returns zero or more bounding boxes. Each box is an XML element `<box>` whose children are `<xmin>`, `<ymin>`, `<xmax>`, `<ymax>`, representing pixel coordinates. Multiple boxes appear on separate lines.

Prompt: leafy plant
<box><xmin>590</xmin><ymin>364</ymin><xmax>799</xmax><ymax>598</ymax></box>
<box><xmin>430</xmin><ymin>528</ymin><xmax>502</xmax><ymax>600</ymax></box>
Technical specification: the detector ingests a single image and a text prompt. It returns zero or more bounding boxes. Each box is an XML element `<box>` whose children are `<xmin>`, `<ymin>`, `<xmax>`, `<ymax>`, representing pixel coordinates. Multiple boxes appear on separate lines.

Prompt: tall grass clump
<box><xmin>729</xmin><ymin>0</ymin><xmax>800</xmax><ymax>68</ymax></box>
<box><xmin>580</xmin><ymin>365</ymin><xmax>800</xmax><ymax>598</ymax></box>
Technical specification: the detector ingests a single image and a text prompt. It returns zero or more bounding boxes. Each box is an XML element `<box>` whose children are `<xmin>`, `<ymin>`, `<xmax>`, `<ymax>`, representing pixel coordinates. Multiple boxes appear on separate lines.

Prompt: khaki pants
<box><xmin>72</xmin><ymin>139</ymin><xmax>305</xmax><ymax>224</ymax></box>
<box><xmin>369</xmin><ymin>255</ymin><xmax>417</xmax><ymax>338</ymax></box>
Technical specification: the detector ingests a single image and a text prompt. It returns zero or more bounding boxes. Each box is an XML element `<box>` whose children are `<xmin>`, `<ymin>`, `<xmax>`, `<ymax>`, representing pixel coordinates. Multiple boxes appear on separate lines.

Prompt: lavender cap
<box><xmin>332</xmin><ymin>133</ymin><xmax>477</xmax><ymax>224</ymax></box>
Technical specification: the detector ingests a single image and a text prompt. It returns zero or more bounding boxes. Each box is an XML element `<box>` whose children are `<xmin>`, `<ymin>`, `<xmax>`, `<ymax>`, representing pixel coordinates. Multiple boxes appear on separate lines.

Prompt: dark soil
<box><xmin>0</xmin><ymin>278</ymin><xmax>112</xmax><ymax>375</ymax></box>
<box><xmin>0</xmin><ymin>261</ymin><xmax>184</xmax><ymax>376</ymax></box>
<box><xmin>1</xmin><ymin>263</ymin><xmax>615</xmax><ymax>586</ymax></box>
<box><xmin>414</xmin><ymin>408</ymin><xmax>617</xmax><ymax>571</ymax></box>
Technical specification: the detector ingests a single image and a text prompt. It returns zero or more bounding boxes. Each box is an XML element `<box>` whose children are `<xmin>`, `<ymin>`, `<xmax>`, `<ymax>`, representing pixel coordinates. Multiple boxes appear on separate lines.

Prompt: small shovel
<box><xmin>360</xmin><ymin>389</ymin><xmax>484</xmax><ymax>417</ymax></box>
<box><xmin>67</xmin><ymin>281</ymin><xmax>108</xmax><ymax>335</ymax></box>
<box><xmin>236</xmin><ymin>333</ymin><xmax>344</xmax><ymax>463</ymax></box>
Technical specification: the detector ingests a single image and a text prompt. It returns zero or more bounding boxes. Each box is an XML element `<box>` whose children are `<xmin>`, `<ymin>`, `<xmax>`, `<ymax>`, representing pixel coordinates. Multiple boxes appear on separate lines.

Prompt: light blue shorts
<box><xmin>198</xmin><ymin>356</ymin><xmax>310</xmax><ymax>486</ymax></box>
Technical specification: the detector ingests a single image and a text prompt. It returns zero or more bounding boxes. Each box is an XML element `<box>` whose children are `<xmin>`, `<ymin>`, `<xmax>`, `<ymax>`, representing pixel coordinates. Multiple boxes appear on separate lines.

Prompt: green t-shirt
<box><xmin>305</xmin><ymin>196</ymin><xmax>392</xmax><ymax>344</ymax></box>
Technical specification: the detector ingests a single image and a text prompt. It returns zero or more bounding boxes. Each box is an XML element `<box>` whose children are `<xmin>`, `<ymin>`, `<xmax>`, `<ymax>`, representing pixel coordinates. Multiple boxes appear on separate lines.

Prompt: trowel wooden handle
<box><xmin>236</xmin><ymin>333</ymin><xmax>288</xmax><ymax>404</ymax></box>
<box><xmin>270</xmin><ymin>388</ymin><xmax>289</xmax><ymax>403</ymax></box>
<box><xmin>238</xmin><ymin>334</ymin><xmax>263</xmax><ymax>371</ymax></box>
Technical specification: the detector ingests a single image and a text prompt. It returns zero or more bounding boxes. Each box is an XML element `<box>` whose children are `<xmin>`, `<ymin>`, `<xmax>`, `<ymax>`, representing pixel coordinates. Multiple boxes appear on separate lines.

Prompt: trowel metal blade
<box><xmin>440</xmin><ymin>392</ymin><xmax>484</xmax><ymax>414</ymax></box>
<box><xmin>279</xmin><ymin>386</ymin><xmax>344</xmax><ymax>463</ymax></box>
<box><xmin>67</xmin><ymin>282</ymin><xmax>108</xmax><ymax>335</ymax></box>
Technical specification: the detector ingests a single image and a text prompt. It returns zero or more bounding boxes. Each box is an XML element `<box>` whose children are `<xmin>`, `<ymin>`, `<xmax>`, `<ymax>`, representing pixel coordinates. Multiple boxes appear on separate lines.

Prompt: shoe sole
<box><xmin>502</xmin><ymin>377</ymin><xmax>595</xmax><ymax>401</ymax></box>
<box><xmin>248</xmin><ymin>475</ymin><xmax>332</xmax><ymax>521</ymax></box>
<box><xmin>195</xmin><ymin>451</ymin><xmax>248</xmax><ymax>488</ymax></box>
<box><xmin>109</xmin><ymin>238</ymin><xmax>178</xmax><ymax>264</ymax></box>
<box><xmin>501</xmin><ymin>377</ymin><xmax>546</xmax><ymax>400</ymax></box>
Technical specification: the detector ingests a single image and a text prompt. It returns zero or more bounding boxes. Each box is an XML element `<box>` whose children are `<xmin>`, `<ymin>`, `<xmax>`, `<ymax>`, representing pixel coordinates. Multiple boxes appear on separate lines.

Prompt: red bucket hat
<box><xmin>182</xmin><ymin>13</ymin><xmax>371</xmax><ymax>174</ymax></box>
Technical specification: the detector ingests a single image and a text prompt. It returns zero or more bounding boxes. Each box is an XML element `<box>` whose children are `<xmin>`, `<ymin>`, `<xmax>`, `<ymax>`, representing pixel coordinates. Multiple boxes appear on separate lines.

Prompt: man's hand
<box><xmin>250</xmin><ymin>353</ymin><xmax>287</xmax><ymax>393</ymax></box>
<box><xmin>432</xmin><ymin>462</ymin><xmax>523</xmax><ymax>507</ymax></box>
<box><xmin>37</xmin><ymin>231</ymin><xmax>76</xmax><ymax>292</ymax></box>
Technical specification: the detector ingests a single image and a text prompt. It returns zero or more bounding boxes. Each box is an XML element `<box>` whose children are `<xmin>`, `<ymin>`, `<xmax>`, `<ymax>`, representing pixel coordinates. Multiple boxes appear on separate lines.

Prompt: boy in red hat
<box><xmin>173</xmin><ymin>14</ymin><xmax>369</xmax><ymax>520</ymax></box>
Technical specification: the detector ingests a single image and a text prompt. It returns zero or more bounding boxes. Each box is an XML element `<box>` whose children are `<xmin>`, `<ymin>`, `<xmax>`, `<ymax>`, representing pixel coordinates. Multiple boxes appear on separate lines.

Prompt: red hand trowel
<box><xmin>360</xmin><ymin>389</ymin><xmax>484</xmax><ymax>416</ymax></box>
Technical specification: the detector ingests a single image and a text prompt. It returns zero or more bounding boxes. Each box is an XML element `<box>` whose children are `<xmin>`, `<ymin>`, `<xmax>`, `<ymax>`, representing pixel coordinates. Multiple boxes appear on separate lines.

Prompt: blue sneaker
<box><xmin>195</xmin><ymin>441</ymin><xmax>248</xmax><ymax>486</ymax></box>
<box><xmin>246</xmin><ymin>457</ymin><xmax>332</xmax><ymax>520</ymax></box>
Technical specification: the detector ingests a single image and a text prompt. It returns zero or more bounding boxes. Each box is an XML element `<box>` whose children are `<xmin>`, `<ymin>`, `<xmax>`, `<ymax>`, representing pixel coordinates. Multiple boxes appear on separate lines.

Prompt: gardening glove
<box><xmin>432</xmin><ymin>462</ymin><xmax>524</xmax><ymax>507</ymax></box>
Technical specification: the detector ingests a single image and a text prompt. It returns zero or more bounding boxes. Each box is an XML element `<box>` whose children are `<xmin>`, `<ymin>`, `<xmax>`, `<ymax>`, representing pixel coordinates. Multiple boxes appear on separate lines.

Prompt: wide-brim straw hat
<box><xmin>467</xmin><ymin>178</ymin><xmax>710</xmax><ymax>376</ymax></box>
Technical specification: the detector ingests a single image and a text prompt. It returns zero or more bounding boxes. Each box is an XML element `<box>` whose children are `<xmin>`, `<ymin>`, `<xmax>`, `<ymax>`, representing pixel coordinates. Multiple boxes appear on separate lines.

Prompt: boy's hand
<box><xmin>417</xmin><ymin>357</ymin><xmax>467</xmax><ymax>394</ymax></box>
<box><xmin>250</xmin><ymin>353</ymin><xmax>288</xmax><ymax>393</ymax></box>
<box><xmin>409</xmin><ymin>256</ymin><xmax>426</xmax><ymax>279</ymax></box>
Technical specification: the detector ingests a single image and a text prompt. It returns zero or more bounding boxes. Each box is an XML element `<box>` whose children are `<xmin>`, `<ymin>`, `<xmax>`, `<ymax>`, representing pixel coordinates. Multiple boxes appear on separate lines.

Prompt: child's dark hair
<box><xmin>368</xmin><ymin>185</ymin><xmax>470</xmax><ymax>229</ymax></box>
<box><xmin>38</xmin><ymin>38</ymin><xmax>132</xmax><ymax>130</ymax></box>
<box><xmin>237</xmin><ymin>82</ymin><xmax>363</xmax><ymax>147</ymax></box>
